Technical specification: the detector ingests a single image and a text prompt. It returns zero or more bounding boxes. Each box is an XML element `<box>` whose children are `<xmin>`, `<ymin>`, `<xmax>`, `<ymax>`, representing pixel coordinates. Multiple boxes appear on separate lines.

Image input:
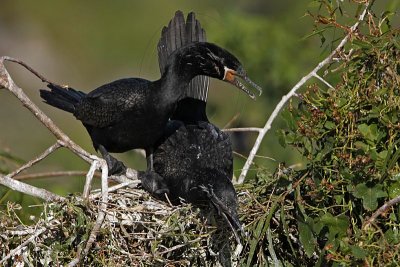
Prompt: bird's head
<box><xmin>178</xmin><ymin>42</ymin><xmax>263</xmax><ymax>99</ymax></box>
<box><xmin>199</xmin><ymin>176</ymin><xmax>245</xmax><ymax>244</ymax></box>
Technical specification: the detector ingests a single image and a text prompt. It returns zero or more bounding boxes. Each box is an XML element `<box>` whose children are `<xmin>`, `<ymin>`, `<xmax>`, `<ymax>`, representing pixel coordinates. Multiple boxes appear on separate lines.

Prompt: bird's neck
<box><xmin>171</xmin><ymin>98</ymin><xmax>208</xmax><ymax>123</ymax></box>
<box><xmin>158</xmin><ymin>48</ymin><xmax>204</xmax><ymax>103</ymax></box>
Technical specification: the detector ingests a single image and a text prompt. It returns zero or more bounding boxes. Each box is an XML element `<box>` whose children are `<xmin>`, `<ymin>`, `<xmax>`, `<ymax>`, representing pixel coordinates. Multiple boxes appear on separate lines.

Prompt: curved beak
<box><xmin>199</xmin><ymin>184</ymin><xmax>246</xmax><ymax>245</ymax></box>
<box><xmin>223</xmin><ymin>67</ymin><xmax>262</xmax><ymax>100</ymax></box>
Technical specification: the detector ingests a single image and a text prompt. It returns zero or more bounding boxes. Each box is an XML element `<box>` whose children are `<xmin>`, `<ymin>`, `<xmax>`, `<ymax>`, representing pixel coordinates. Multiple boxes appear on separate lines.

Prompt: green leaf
<box><xmin>354</xmin><ymin>141</ymin><xmax>369</xmax><ymax>152</ymax></box>
<box><xmin>281</xmin><ymin>109</ymin><xmax>297</xmax><ymax>131</ymax></box>
<box><xmin>298</xmin><ymin>218</ymin><xmax>316</xmax><ymax>257</ymax></box>
<box><xmin>319</xmin><ymin>212</ymin><xmax>349</xmax><ymax>240</ymax></box>
<box><xmin>388</xmin><ymin>182</ymin><xmax>400</xmax><ymax>199</ymax></box>
<box><xmin>324</xmin><ymin>120</ymin><xmax>335</xmax><ymax>130</ymax></box>
<box><xmin>358</xmin><ymin>123</ymin><xmax>379</xmax><ymax>142</ymax></box>
<box><xmin>277</xmin><ymin>129</ymin><xmax>288</xmax><ymax>148</ymax></box>
<box><xmin>352</xmin><ymin>39</ymin><xmax>372</xmax><ymax>49</ymax></box>
<box><xmin>353</xmin><ymin>183</ymin><xmax>387</xmax><ymax>210</ymax></box>
<box><xmin>350</xmin><ymin>245</ymin><xmax>367</xmax><ymax>259</ymax></box>
<box><xmin>385</xmin><ymin>228</ymin><xmax>400</xmax><ymax>244</ymax></box>
<box><xmin>375</xmin><ymin>150</ymin><xmax>388</xmax><ymax>170</ymax></box>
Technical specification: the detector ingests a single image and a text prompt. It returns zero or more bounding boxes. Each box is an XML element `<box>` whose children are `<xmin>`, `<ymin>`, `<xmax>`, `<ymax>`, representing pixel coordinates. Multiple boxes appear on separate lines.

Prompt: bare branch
<box><xmin>223</xmin><ymin>127</ymin><xmax>262</xmax><ymax>133</ymax></box>
<box><xmin>15</xmin><ymin>171</ymin><xmax>96</xmax><ymax>181</ymax></box>
<box><xmin>1</xmin><ymin>57</ymin><xmax>67</xmax><ymax>88</ymax></box>
<box><xmin>363</xmin><ymin>195</ymin><xmax>400</xmax><ymax>230</ymax></box>
<box><xmin>69</xmin><ymin>160</ymin><xmax>109</xmax><ymax>266</ymax></box>
<box><xmin>90</xmin><ymin>180</ymin><xmax>139</xmax><ymax>199</ymax></box>
<box><xmin>237</xmin><ymin>1</ymin><xmax>372</xmax><ymax>184</ymax></box>
<box><xmin>8</xmin><ymin>142</ymin><xmax>61</xmax><ymax>178</ymax></box>
<box><xmin>313</xmin><ymin>73</ymin><xmax>335</xmax><ymax>90</ymax></box>
<box><xmin>0</xmin><ymin>56</ymin><xmax>140</xmax><ymax>198</ymax></box>
<box><xmin>83</xmin><ymin>159</ymin><xmax>100</xmax><ymax>198</ymax></box>
<box><xmin>0</xmin><ymin>174</ymin><xmax>65</xmax><ymax>202</ymax></box>
<box><xmin>0</xmin><ymin>56</ymin><xmax>92</xmax><ymax>163</ymax></box>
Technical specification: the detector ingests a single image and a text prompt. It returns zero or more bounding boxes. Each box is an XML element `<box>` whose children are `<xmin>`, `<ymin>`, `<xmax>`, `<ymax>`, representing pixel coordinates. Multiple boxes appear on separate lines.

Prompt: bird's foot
<box><xmin>97</xmin><ymin>145</ymin><xmax>127</xmax><ymax>176</ymax></box>
<box><xmin>108</xmin><ymin>159</ymin><xmax>127</xmax><ymax>176</ymax></box>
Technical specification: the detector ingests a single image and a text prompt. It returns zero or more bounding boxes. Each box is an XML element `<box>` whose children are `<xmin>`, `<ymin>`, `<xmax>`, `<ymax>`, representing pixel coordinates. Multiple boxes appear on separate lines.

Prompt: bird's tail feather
<box><xmin>157</xmin><ymin>10</ymin><xmax>209</xmax><ymax>102</ymax></box>
<box><xmin>40</xmin><ymin>83</ymin><xmax>85</xmax><ymax>114</ymax></box>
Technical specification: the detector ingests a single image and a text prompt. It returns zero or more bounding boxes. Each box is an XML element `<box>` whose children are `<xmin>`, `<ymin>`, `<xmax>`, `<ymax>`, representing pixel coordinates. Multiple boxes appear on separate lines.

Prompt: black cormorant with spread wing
<box><xmin>40</xmin><ymin>18</ymin><xmax>261</xmax><ymax>175</ymax></box>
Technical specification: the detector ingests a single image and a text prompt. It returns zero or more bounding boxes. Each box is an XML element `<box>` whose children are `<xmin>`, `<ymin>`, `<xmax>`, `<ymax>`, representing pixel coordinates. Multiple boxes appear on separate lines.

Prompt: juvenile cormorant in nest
<box><xmin>140</xmin><ymin>11</ymin><xmax>261</xmax><ymax>244</ymax></box>
<box><xmin>39</xmin><ymin>22</ymin><xmax>261</xmax><ymax>175</ymax></box>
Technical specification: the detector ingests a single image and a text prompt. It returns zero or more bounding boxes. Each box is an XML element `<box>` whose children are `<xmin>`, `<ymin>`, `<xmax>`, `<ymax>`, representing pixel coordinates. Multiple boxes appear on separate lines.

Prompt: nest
<box><xmin>0</xmin><ymin>187</ymin><xmax>245</xmax><ymax>266</ymax></box>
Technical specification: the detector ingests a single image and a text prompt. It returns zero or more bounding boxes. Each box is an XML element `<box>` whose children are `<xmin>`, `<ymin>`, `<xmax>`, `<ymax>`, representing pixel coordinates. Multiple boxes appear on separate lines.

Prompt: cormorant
<box><xmin>39</xmin><ymin>26</ymin><xmax>262</xmax><ymax>175</ymax></box>
<box><xmin>140</xmin><ymin>11</ymin><xmax>255</xmax><ymax>243</ymax></box>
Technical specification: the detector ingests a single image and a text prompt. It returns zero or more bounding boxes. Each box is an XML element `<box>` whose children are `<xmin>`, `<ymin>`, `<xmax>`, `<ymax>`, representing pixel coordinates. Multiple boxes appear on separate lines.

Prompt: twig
<box><xmin>8</xmin><ymin>142</ymin><xmax>61</xmax><ymax>178</ymax></box>
<box><xmin>223</xmin><ymin>127</ymin><xmax>262</xmax><ymax>133</ymax></box>
<box><xmin>223</xmin><ymin>113</ymin><xmax>240</xmax><ymax>129</ymax></box>
<box><xmin>5</xmin><ymin>228</ymin><xmax>37</xmax><ymax>236</ymax></box>
<box><xmin>68</xmin><ymin>159</ymin><xmax>109</xmax><ymax>266</ymax></box>
<box><xmin>158</xmin><ymin>237</ymin><xmax>202</xmax><ymax>255</ymax></box>
<box><xmin>1</xmin><ymin>57</ymin><xmax>66</xmax><ymax>88</ymax></box>
<box><xmin>237</xmin><ymin>1</ymin><xmax>372</xmax><ymax>184</ymax></box>
<box><xmin>313</xmin><ymin>73</ymin><xmax>335</xmax><ymax>90</ymax></box>
<box><xmin>363</xmin><ymin>195</ymin><xmax>400</xmax><ymax>230</ymax></box>
<box><xmin>0</xmin><ymin>227</ymin><xmax>47</xmax><ymax>264</ymax></box>
<box><xmin>90</xmin><ymin>180</ymin><xmax>140</xmax><ymax>200</ymax></box>
<box><xmin>83</xmin><ymin>159</ymin><xmax>100</xmax><ymax>198</ymax></box>
<box><xmin>0</xmin><ymin>56</ymin><xmax>92</xmax><ymax>163</ymax></box>
<box><xmin>0</xmin><ymin>174</ymin><xmax>65</xmax><ymax>202</ymax></box>
<box><xmin>15</xmin><ymin>171</ymin><xmax>96</xmax><ymax>181</ymax></box>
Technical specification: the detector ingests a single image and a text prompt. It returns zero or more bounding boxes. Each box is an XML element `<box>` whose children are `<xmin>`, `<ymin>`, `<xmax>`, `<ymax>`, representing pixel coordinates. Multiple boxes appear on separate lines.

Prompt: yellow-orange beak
<box><xmin>222</xmin><ymin>67</ymin><xmax>262</xmax><ymax>100</ymax></box>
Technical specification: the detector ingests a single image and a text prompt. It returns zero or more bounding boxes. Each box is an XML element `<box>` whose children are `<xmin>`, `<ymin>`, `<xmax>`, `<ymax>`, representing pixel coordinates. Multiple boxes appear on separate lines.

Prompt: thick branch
<box><xmin>237</xmin><ymin>1</ymin><xmax>372</xmax><ymax>184</ymax></box>
<box><xmin>0</xmin><ymin>174</ymin><xmax>65</xmax><ymax>202</ymax></box>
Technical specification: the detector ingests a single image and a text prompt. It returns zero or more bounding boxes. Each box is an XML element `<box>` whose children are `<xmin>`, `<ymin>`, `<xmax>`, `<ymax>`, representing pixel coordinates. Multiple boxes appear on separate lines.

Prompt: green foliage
<box><xmin>272</xmin><ymin>1</ymin><xmax>400</xmax><ymax>265</ymax></box>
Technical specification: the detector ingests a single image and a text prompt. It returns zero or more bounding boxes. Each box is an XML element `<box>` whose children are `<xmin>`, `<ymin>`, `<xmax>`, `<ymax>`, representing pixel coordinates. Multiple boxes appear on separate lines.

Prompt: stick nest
<box><xmin>1</xmin><ymin>187</ymin><xmax>245</xmax><ymax>266</ymax></box>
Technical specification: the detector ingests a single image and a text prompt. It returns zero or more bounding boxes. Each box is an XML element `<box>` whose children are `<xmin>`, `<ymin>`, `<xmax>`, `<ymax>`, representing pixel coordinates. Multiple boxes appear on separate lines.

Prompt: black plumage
<box><xmin>40</xmin><ymin>22</ymin><xmax>261</xmax><ymax>175</ymax></box>
<box><xmin>139</xmin><ymin>11</ymin><xmax>255</xmax><ymax>242</ymax></box>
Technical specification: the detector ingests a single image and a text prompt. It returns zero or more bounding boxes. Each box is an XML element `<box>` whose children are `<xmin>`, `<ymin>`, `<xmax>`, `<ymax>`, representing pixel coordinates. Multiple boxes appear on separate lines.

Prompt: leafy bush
<box><xmin>244</xmin><ymin>1</ymin><xmax>400</xmax><ymax>266</ymax></box>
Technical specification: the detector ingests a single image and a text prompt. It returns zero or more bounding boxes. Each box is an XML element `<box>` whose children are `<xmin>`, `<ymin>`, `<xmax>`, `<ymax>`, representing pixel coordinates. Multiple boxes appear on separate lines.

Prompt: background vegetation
<box><xmin>1</xmin><ymin>0</ymin><xmax>400</xmax><ymax>266</ymax></box>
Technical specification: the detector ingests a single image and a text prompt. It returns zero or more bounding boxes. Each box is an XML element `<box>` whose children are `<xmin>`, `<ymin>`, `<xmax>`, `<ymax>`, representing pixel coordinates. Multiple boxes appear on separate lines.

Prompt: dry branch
<box><xmin>0</xmin><ymin>174</ymin><xmax>65</xmax><ymax>202</ymax></box>
<box><xmin>363</xmin><ymin>195</ymin><xmax>400</xmax><ymax>230</ymax></box>
<box><xmin>0</xmin><ymin>56</ymin><xmax>141</xmax><ymax>264</ymax></box>
<box><xmin>0</xmin><ymin>56</ymin><xmax>140</xmax><ymax>196</ymax></box>
<box><xmin>8</xmin><ymin>142</ymin><xmax>61</xmax><ymax>178</ymax></box>
<box><xmin>15</xmin><ymin>170</ymin><xmax>97</xmax><ymax>181</ymax></box>
<box><xmin>69</xmin><ymin>159</ymin><xmax>109</xmax><ymax>266</ymax></box>
<box><xmin>237</xmin><ymin>0</ymin><xmax>372</xmax><ymax>184</ymax></box>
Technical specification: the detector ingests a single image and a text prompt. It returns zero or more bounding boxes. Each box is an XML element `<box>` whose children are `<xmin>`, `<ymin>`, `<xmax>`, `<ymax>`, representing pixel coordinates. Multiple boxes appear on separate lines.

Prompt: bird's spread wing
<box><xmin>74</xmin><ymin>78</ymin><xmax>151</xmax><ymax>128</ymax></box>
<box><xmin>157</xmin><ymin>11</ymin><xmax>209</xmax><ymax>101</ymax></box>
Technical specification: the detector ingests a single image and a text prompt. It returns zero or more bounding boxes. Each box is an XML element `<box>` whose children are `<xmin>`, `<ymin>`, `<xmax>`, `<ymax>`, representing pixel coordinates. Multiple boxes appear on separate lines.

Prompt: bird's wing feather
<box><xmin>154</xmin><ymin>122</ymin><xmax>233</xmax><ymax>182</ymax></box>
<box><xmin>74</xmin><ymin>78</ymin><xmax>151</xmax><ymax>128</ymax></box>
<box><xmin>157</xmin><ymin>11</ymin><xmax>209</xmax><ymax>101</ymax></box>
